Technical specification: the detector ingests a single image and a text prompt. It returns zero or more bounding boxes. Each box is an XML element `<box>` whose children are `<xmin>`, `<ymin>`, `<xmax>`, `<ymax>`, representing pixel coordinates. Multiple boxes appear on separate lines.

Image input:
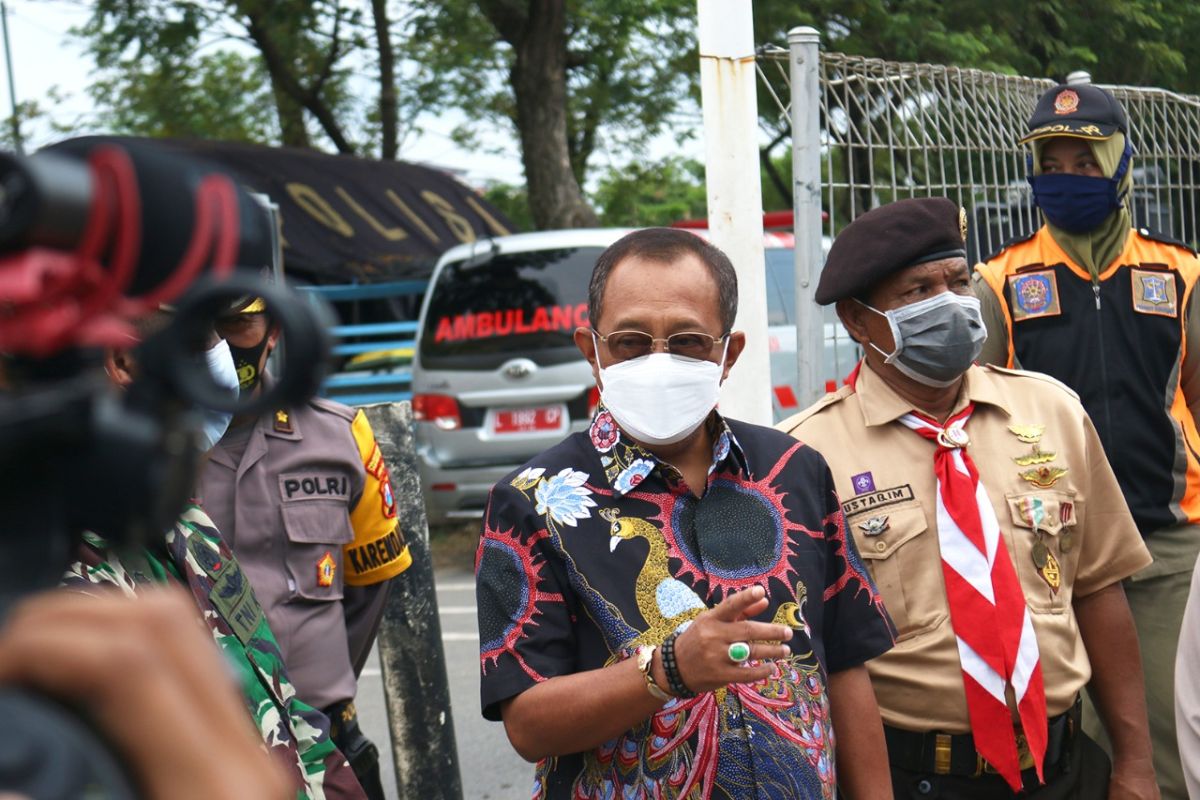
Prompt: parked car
<box><xmin>411</xmin><ymin>228</ymin><xmax>849</xmax><ymax>525</ymax></box>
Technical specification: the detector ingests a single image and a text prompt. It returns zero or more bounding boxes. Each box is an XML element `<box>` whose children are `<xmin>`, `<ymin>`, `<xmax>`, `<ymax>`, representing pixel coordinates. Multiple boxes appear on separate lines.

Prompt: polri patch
<box><xmin>841</xmin><ymin>484</ymin><xmax>915</xmax><ymax>516</ymax></box>
<box><xmin>1009</xmin><ymin>270</ymin><xmax>1061</xmax><ymax>321</ymax></box>
<box><xmin>1131</xmin><ymin>269</ymin><xmax>1178</xmax><ymax>317</ymax></box>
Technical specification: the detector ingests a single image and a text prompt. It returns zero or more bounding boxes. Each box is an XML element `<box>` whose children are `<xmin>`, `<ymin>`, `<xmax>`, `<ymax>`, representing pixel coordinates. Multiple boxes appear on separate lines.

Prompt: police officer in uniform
<box><xmin>974</xmin><ymin>83</ymin><xmax>1200</xmax><ymax>800</ymax></box>
<box><xmin>781</xmin><ymin>197</ymin><xmax>1156</xmax><ymax>798</ymax></box>
<box><xmin>198</xmin><ymin>299</ymin><xmax>412</xmax><ymax>800</ymax></box>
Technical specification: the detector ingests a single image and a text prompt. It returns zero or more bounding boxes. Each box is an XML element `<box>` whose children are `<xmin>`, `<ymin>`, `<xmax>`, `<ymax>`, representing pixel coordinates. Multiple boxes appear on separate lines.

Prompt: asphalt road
<box><xmin>356</xmin><ymin>566</ymin><xmax>531</xmax><ymax>800</ymax></box>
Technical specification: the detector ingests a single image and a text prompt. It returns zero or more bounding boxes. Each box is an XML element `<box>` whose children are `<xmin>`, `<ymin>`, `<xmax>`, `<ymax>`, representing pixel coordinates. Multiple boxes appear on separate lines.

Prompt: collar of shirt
<box><xmin>588</xmin><ymin>403</ymin><xmax>749</xmax><ymax>497</ymax></box>
<box><xmin>854</xmin><ymin>361</ymin><xmax>1014</xmax><ymax>427</ymax></box>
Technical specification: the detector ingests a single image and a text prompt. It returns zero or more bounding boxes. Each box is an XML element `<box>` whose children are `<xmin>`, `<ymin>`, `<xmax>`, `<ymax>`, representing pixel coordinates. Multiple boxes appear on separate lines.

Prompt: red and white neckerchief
<box><xmin>897</xmin><ymin>404</ymin><xmax>1047</xmax><ymax>791</ymax></box>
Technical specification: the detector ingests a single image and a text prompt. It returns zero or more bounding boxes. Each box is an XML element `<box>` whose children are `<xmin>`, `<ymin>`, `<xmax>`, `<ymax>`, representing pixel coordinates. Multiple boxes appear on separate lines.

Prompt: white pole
<box><xmin>789</xmin><ymin>26</ymin><xmax>825</xmax><ymax>407</ymax></box>
<box><xmin>698</xmin><ymin>0</ymin><xmax>771</xmax><ymax>426</ymax></box>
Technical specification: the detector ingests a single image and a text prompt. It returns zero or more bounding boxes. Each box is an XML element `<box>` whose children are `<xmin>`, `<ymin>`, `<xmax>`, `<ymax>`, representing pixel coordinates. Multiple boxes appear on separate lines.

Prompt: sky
<box><xmin>0</xmin><ymin>0</ymin><xmax>535</xmax><ymax>186</ymax></box>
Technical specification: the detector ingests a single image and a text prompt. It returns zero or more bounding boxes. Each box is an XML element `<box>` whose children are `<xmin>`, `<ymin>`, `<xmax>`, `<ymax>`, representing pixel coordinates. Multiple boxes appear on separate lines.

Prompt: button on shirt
<box><xmin>476</xmin><ymin>407</ymin><xmax>895</xmax><ymax>799</ymax></box>
<box><xmin>781</xmin><ymin>362</ymin><xmax>1152</xmax><ymax>732</ymax></box>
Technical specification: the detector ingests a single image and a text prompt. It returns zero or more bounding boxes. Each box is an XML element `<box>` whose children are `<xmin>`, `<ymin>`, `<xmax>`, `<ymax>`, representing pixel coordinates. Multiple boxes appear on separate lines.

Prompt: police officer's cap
<box><xmin>814</xmin><ymin>197</ymin><xmax>967</xmax><ymax>306</ymax></box>
<box><xmin>1020</xmin><ymin>83</ymin><xmax>1128</xmax><ymax>144</ymax></box>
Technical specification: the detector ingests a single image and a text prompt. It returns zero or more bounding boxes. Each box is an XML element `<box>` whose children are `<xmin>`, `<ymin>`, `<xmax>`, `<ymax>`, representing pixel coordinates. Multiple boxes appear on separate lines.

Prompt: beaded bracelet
<box><xmin>660</xmin><ymin>631</ymin><xmax>697</xmax><ymax>699</ymax></box>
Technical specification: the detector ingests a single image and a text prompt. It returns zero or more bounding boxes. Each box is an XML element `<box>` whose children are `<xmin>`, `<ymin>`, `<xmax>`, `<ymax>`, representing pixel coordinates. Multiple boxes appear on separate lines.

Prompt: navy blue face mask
<box><xmin>1026</xmin><ymin>143</ymin><xmax>1132</xmax><ymax>234</ymax></box>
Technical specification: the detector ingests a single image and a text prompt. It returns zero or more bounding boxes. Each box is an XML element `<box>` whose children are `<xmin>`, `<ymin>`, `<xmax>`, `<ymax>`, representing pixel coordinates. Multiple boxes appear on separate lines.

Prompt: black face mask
<box><xmin>228</xmin><ymin>336</ymin><xmax>269</xmax><ymax>393</ymax></box>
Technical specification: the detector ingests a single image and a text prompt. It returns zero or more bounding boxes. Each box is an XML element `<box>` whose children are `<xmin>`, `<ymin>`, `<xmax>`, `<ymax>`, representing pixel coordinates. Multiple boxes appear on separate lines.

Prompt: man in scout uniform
<box><xmin>64</xmin><ymin>321</ymin><xmax>364</xmax><ymax>800</ymax></box>
<box><xmin>782</xmin><ymin>197</ymin><xmax>1156</xmax><ymax>798</ymax></box>
<box><xmin>198</xmin><ymin>298</ymin><xmax>412</xmax><ymax>800</ymax></box>
<box><xmin>974</xmin><ymin>83</ymin><xmax>1200</xmax><ymax>799</ymax></box>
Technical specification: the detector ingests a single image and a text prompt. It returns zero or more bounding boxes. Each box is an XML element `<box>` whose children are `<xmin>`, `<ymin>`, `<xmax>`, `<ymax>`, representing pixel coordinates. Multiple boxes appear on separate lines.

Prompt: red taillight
<box><xmin>587</xmin><ymin>386</ymin><xmax>601</xmax><ymax>416</ymax></box>
<box><xmin>413</xmin><ymin>394</ymin><xmax>462</xmax><ymax>431</ymax></box>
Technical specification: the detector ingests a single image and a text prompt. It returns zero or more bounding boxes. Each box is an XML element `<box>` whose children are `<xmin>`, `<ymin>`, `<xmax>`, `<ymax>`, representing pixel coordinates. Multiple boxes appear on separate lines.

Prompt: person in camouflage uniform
<box><xmin>63</xmin><ymin>503</ymin><xmax>366</xmax><ymax>800</ymax></box>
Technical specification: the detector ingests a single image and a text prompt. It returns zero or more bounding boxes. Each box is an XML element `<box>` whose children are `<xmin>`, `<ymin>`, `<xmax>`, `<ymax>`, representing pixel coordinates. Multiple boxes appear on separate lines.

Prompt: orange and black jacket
<box><xmin>974</xmin><ymin>226</ymin><xmax>1200</xmax><ymax>537</ymax></box>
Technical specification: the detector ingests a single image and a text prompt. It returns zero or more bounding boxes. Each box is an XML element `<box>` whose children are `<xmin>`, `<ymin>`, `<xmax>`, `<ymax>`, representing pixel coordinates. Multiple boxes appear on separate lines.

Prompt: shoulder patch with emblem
<box><xmin>1009</xmin><ymin>270</ymin><xmax>1062</xmax><ymax>321</ymax></box>
<box><xmin>1131</xmin><ymin>268</ymin><xmax>1178</xmax><ymax>317</ymax></box>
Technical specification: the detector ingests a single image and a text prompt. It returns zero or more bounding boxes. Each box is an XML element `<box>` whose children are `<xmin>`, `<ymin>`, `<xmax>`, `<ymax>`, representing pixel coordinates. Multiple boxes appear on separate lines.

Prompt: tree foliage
<box><xmin>75</xmin><ymin>0</ymin><xmax>376</xmax><ymax>153</ymax></box>
<box><xmin>407</xmin><ymin>0</ymin><xmax>698</xmax><ymax>229</ymax></box>
<box><xmin>61</xmin><ymin>1</ymin><xmax>1200</xmax><ymax>232</ymax></box>
<box><xmin>593</xmin><ymin>156</ymin><xmax>707</xmax><ymax>227</ymax></box>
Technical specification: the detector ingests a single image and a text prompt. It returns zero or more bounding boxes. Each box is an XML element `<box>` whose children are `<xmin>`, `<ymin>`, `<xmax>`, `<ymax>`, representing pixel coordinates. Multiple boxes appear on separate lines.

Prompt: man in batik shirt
<box><xmin>476</xmin><ymin>228</ymin><xmax>896</xmax><ymax>799</ymax></box>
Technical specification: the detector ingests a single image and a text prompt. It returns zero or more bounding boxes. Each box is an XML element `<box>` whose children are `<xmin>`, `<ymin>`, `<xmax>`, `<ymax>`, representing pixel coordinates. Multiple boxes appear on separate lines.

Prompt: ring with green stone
<box><xmin>727</xmin><ymin>641</ymin><xmax>751</xmax><ymax>664</ymax></box>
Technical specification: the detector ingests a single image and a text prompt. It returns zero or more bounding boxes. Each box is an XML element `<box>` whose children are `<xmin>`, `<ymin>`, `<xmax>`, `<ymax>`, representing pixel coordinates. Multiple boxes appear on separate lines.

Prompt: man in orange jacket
<box><xmin>974</xmin><ymin>82</ymin><xmax>1200</xmax><ymax>800</ymax></box>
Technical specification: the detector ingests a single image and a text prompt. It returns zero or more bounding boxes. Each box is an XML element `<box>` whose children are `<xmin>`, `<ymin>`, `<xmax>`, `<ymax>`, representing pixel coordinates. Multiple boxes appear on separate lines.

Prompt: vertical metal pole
<box><xmin>697</xmin><ymin>0</ymin><xmax>771</xmax><ymax>425</ymax></box>
<box><xmin>789</xmin><ymin>26</ymin><xmax>825</xmax><ymax>407</ymax></box>
<box><xmin>361</xmin><ymin>402</ymin><xmax>463</xmax><ymax>800</ymax></box>
<box><xmin>0</xmin><ymin>1</ymin><xmax>21</xmax><ymax>154</ymax></box>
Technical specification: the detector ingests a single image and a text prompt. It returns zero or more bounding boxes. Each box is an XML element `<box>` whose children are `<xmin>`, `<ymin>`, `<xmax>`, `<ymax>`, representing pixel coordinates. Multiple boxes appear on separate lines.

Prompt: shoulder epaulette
<box><xmin>774</xmin><ymin>386</ymin><xmax>852</xmax><ymax>434</ymax></box>
<box><xmin>982</xmin><ymin>363</ymin><xmax>1080</xmax><ymax>401</ymax></box>
<box><xmin>1134</xmin><ymin>226</ymin><xmax>1198</xmax><ymax>256</ymax></box>
<box><xmin>308</xmin><ymin>395</ymin><xmax>358</xmax><ymax>422</ymax></box>
<box><xmin>981</xmin><ymin>229</ymin><xmax>1039</xmax><ymax>264</ymax></box>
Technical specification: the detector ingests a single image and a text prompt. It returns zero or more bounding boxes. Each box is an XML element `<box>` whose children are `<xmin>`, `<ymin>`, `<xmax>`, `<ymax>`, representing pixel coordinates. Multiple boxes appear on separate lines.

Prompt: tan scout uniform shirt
<box><xmin>780</xmin><ymin>361</ymin><xmax>1151</xmax><ymax>732</ymax></box>
<box><xmin>198</xmin><ymin>395</ymin><xmax>412</xmax><ymax>710</ymax></box>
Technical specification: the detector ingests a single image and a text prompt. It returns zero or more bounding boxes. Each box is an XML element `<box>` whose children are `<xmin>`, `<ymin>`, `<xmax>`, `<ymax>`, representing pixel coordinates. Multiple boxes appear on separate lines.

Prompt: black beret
<box><xmin>1020</xmin><ymin>83</ymin><xmax>1128</xmax><ymax>144</ymax></box>
<box><xmin>814</xmin><ymin>197</ymin><xmax>966</xmax><ymax>305</ymax></box>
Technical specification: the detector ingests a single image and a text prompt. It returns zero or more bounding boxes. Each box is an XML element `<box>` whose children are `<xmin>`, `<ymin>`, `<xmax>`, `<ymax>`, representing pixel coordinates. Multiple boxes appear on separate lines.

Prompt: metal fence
<box><xmin>757</xmin><ymin>30</ymin><xmax>1200</xmax><ymax>404</ymax></box>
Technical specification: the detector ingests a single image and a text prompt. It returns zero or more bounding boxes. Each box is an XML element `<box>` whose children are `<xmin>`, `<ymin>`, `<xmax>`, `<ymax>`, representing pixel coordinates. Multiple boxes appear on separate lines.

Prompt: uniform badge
<box><xmin>1019</xmin><ymin>496</ymin><xmax>1046</xmax><ymax>530</ymax></box>
<box><xmin>959</xmin><ymin>207</ymin><xmax>968</xmax><ymax>243</ymax></box>
<box><xmin>380</xmin><ymin>475</ymin><xmax>397</xmax><ymax>519</ymax></box>
<box><xmin>1053</xmin><ymin>89</ymin><xmax>1079</xmax><ymax>115</ymax></box>
<box><xmin>317</xmin><ymin>551</ymin><xmax>336</xmax><ymax>587</ymax></box>
<box><xmin>274</xmin><ymin>409</ymin><xmax>294</xmax><ymax>434</ymax></box>
<box><xmin>1009</xmin><ymin>271</ymin><xmax>1061</xmax><ymax>321</ymax></box>
<box><xmin>1060</xmin><ymin>501</ymin><xmax>1074</xmax><ymax>526</ymax></box>
<box><xmin>1039</xmin><ymin>551</ymin><xmax>1062</xmax><ymax>594</ymax></box>
<box><xmin>1013</xmin><ymin>446</ymin><xmax>1056</xmax><ymax>466</ymax></box>
<box><xmin>1131</xmin><ymin>269</ymin><xmax>1178</xmax><ymax>317</ymax></box>
<box><xmin>1020</xmin><ymin>465</ymin><xmax>1068</xmax><ymax>488</ymax></box>
<box><xmin>858</xmin><ymin>516</ymin><xmax>890</xmax><ymax>536</ymax></box>
<box><xmin>851</xmin><ymin>471</ymin><xmax>876</xmax><ymax>495</ymax></box>
<box><xmin>937</xmin><ymin>427</ymin><xmax>969</xmax><ymax>449</ymax></box>
<box><xmin>1008</xmin><ymin>423</ymin><xmax>1045</xmax><ymax>444</ymax></box>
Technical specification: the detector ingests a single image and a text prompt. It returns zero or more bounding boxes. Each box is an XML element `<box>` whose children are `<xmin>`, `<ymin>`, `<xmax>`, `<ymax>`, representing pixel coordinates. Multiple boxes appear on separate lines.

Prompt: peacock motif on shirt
<box><xmin>602</xmin><ymin>508</ymin><xmax>707</xmax><ymax>650</ymax></box>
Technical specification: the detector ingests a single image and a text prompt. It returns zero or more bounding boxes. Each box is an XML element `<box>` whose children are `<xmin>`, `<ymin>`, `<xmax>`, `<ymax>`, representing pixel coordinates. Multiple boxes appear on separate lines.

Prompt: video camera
<box><xmin>0</xmin><ymin>138</ymin><xmax>333</xmax><ymax>797</ymax></box>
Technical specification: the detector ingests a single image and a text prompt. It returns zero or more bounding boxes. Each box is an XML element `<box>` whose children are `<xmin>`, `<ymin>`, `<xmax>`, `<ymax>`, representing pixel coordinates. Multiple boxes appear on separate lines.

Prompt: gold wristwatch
<box><xmin>635</xmin><ymin>645</ymin><xmax>673</xmax><ymax>702</ymax></box>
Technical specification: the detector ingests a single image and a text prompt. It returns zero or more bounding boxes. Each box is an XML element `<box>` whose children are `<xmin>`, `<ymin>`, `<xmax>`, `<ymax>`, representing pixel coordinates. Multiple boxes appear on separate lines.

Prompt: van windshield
<box><xmin>419</xmin><ymin>246</ymin><xmax>601</xmax><ymax>370</ymax></box>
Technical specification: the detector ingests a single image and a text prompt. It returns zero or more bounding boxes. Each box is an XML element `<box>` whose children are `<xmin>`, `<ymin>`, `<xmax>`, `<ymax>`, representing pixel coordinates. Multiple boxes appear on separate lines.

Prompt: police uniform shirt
<box><xmin>780</xmin><ymin>361</ymin><xmax>1151</xmax><ymax>732</ymax></box>
<box><xmin>198</xmin><ymin>396</ymin><xmax>412</xmax><ymax>710</ymax></box>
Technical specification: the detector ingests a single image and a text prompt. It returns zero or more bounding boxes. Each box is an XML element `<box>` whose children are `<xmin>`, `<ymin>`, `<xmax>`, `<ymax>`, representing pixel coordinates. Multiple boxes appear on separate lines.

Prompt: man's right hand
<box><xmin>670</xmin><ymin>585</ymin><xmax>793</xmax><ymax>694</ymax></box>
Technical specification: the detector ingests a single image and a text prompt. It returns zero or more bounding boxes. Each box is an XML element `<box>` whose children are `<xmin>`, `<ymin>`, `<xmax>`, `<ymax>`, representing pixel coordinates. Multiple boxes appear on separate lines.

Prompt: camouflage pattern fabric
<box><xmin>62</xmin><ymin>504</ymin><xmax>365</xmax><ymax>800</ymax></box>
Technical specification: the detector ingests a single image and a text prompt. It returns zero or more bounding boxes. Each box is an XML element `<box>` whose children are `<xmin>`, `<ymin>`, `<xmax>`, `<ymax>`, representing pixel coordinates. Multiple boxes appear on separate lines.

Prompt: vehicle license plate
<box><xmin>492</xmin><ymin>405</ymin><xmax>565</xmax><ymax>434</ymax></box>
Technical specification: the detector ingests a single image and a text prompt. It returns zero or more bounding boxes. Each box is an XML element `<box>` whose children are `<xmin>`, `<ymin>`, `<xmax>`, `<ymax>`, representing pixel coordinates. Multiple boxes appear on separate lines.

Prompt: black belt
<box><xmin>884</xmin><ymin>696</ymin><xmax>1080</xmax><ymax>779</ymax></box>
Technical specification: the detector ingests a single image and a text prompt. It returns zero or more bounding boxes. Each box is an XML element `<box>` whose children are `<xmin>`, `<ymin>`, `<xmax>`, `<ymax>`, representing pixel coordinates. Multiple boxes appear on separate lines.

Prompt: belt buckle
<box><xmin>934</xmin><ymin>733</ymin><xmax>953</xmax><ymax>775</ymax></box>
<box><xmin>975</xmin><ymin>732</ymin><xmax>1036</xmax><ymax>776</ymax></box>
<box><xmin>1016</xmin><ymin>732</ymin><xmax>1035</xmax><ymax>771</ymax></box>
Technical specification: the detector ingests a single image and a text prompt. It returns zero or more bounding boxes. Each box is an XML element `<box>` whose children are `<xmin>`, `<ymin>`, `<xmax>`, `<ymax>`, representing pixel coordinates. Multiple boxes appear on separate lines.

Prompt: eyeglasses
<box><xmin>593</xmin><ymin>329</ymin><xmax>727</xmax><ymax>362</ymax></box>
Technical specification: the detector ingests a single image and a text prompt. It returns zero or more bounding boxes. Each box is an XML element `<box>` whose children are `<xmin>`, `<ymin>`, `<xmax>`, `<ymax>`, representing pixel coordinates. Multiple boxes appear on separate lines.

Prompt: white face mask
<box><xmin>200</xmin><ymin>338</ymin><xmax>238</xmax><ymax>451</ymax></box>
<box><xmin>596</xmin><ymin>337</ymin><xmax>727</xmax><ymax>447</ymax></box>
